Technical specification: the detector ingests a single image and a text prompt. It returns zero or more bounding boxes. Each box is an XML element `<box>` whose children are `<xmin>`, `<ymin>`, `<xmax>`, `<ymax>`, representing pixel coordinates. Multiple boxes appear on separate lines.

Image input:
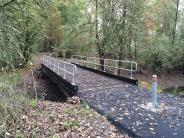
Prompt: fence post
<box><xmin>152</xmin><ymin>75</ymin><xmax>158</xmax><ymax>110</ymax></box>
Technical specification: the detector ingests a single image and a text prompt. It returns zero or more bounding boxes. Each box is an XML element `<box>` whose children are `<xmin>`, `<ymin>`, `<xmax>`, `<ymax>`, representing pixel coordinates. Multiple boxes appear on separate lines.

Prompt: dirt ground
<box><xmin>134</xmin><ymin>70</ymin><xmax>184</xmax><ymax>89</ymax></box>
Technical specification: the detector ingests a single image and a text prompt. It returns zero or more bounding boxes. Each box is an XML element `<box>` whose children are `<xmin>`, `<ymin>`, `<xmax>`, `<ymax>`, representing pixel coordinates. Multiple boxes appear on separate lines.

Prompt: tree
<box><xmin>172</xmin><ymin>0</ymin><xmax>180</xmax><ymax>45</ymax></box>
<box><xmin>0</xmin><ymin>0</ymin><xmax>49</xmax><ymax>66</ymax></box>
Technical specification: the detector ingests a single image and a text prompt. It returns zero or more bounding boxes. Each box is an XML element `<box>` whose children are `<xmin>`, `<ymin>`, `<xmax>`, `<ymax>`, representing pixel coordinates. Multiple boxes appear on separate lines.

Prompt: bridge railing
<box><xmin>43</xmin><ymin>55</ymin><xmax>77</xmax><ymax>85</ymax></box>
<box><xmin>71</xmin><ymin>55</ymin><xmax>137</xmax><ymax>78</ymax></box>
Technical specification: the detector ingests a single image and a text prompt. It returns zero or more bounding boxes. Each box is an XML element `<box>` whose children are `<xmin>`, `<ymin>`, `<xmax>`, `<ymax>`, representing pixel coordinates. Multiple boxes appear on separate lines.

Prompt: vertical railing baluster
<box><xmin>63</xmin><ymin>63</ymin><xmax>66</xmax><ymax>79</ymax></box>
<box><xmin>103</xmin><ymin>59</ymin><xmax>106</xmax><ymax>72</ymax></box>
<box><xmin>95</xmin><ymin>58</ymin><xmax>97</xmax><ymax>69</ymax></box>
<box><xmin>43</xmin><ymin>56</ymin><xmax>44</xmax><ymax>65</ymax></box>
<box><xmin>50</xmin><ymin>58</ymin><xmax>52</xmax><ymax>69</ymax></box>
<box><xmin>54</xmin><ymin>59</ymin><xmax>57</xmax><ymax>73</ymax></box>
<box><xmin>49</xmin><ymin>57</ymin><xmax>50</xmax><ymax>67</ymax></box>
<box><xmin>130</xmin><ymin>62</ymin><xmax>133</xmax><ymax>79</ymax></box>
<box><xmin>115</xmin><ymin>60</ymin><xmax>118</xmax><ymax>75</ymax></box>
<box><xmin>59</xmin><ymin>60</ymin><xmax>60</xmax><ymax>75</ymax></box>
<box><xmin>81</xmin><ymin>56</ymin><xmax>82</xmax><ymax>65</ymax></box>
<box><xmin>72</xmin><ymin>67</ymin><xmax>75</xmax><ymax>85</ymax></box>
<box><xmin>57</xmin><ymin>60</ymin><xmax>59</xmax><ymax>75</ymax></box>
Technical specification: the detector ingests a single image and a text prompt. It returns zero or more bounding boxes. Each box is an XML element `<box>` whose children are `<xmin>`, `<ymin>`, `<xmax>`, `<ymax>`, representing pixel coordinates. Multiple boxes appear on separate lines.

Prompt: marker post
<box><xmin>152</xmin><ymin>75</ymin><xmax>158</xmax><ymax>109</ymax></box>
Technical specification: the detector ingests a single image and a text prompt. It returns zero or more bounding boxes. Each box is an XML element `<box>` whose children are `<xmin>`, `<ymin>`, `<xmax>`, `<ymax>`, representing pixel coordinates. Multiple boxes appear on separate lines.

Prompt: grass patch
<box><xmin>163</xmin><ymin>86</ymin><xmax>184</xmax><ymax>96</ymax></box>
<box><xmin>64</xmin><ymin>108</ymin><xmax>75</xmax><ymax>116</ymax></box>
<box><xmin>62</xmin><ymin>120</ymin><xmax>80</xmax><ymax>130</ymax></box>
<box><xmin>0</xmin><ymin>69</ymin><xmax>37</xmax><ymax>137</ymax></box>
<box><xmin>138</xmin><ymin>80</ymin><xmax>162</xmax><ymax>92</ymax></box>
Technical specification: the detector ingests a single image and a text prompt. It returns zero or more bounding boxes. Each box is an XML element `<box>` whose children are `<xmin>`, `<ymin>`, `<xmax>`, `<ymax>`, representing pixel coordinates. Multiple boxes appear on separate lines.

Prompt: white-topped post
<box><xmin>152</xmin><ymin>75</ymin><xmax>158</xmax><ymax>109</ymax></box>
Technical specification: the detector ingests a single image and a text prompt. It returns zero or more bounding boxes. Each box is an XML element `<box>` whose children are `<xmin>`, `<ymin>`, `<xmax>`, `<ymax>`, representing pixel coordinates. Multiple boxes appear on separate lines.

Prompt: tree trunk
<box><xmin>172</xmin><ymin>0</ymin><xmax>180</xmax><ymax>45</ymax></box>
<box><xmin>117</xmin><ymin>3</ymin><xmax>127</xmax><ymax>75</ymax></box>
<box><xmin>134</xmin><ymin>36</ymin><xmax>137</xmax><ymax>61</ymax></box>
<box><xmin>23</xmin><ymin>19</ymin><xmax>31</xmax><ymax>65</ymax></box>
<box><xmin>95</xmin><ymin>0</ymin><xmax>105</xmax><ymax>70</ymax></box>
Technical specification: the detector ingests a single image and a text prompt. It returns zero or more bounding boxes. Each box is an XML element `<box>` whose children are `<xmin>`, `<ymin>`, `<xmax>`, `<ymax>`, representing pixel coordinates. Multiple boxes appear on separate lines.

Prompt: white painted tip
<box><xmin>152</xmin><ymin>75</ymin><xmax>157</xmax><ymax>82</ymax></box>
<box><xmin>152</xmin><ymin>75</ymin><xmax>157</xmax><ymax>78</ymax></box>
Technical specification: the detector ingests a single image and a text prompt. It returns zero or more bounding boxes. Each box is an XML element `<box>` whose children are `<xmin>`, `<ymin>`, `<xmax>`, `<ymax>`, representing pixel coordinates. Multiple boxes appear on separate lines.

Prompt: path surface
<box><xmin>75</xmin><ymin>67</ymin><xmax>184</xmax><ymax>138</ymax></box>
<box><xmin>42</xmin><ymin>56</ymin><xmax>184</xmax><ymax>137</ymax></box>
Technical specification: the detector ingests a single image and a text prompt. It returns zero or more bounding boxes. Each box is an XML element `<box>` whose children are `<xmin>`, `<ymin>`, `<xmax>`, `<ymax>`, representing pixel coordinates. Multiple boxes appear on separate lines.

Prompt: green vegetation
<box><xmin>163</xmin><ymin>86</ymin><xmax>184</xmax><ymax>96</ymax></box>
<box><xmin>0</xmin><ymin>0</ymin><xmax>183</xmax><ymax>73</ymax></box>
<box><xmin>0</xmin><ymin>70</ymin><xmax>34</xmax><ymax>137</ymax></box>
<box><xmin>62</xmin><ymin>120</ymin><xmax>80</xmax><ymax>130</ymax></box>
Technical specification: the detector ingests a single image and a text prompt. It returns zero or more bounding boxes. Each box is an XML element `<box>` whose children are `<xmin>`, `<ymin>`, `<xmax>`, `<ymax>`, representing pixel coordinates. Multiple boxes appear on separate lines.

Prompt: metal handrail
<box><xmin>71</xmin><ymin>55</ymin><xmax>137</xmax><ymax>78</ymax></box>
<box><xmin>43</xmin><ymin>55</ymin><xmax>77</xmax><ymax>85</ymax></box>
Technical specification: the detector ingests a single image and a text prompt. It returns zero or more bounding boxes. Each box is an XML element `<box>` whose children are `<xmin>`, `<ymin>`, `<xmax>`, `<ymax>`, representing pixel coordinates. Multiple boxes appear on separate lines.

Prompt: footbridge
<box><xmin>41</xmin><ymin>55</ymin><xmax>184</xmax><ymax>138</ymax></box>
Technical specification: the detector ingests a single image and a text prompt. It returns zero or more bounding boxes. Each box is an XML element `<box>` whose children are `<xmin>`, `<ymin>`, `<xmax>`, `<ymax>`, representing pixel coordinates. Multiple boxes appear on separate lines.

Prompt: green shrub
<box><xmin>0</xmin><ymin>71</ymin><xmax>33</xmax><ymax>137</ymax></box>
<box><xmin>139</xmin><ymin>37</ymin><xmax>184</xmax><ymax>73</ymax></box>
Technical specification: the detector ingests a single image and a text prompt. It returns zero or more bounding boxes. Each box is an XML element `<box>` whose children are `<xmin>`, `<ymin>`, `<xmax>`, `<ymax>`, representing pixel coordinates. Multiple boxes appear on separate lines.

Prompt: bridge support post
<box><xmin>152</xmin><ymin>75</ymin><xmax>158</xmax><ymax>110</ymax></box>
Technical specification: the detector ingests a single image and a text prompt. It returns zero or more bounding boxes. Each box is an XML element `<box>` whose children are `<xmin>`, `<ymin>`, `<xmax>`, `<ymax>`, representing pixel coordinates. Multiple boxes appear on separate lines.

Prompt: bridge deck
<box><xmin>42</xmin><ymin>57</ymin><xmax>184</xmax><ymax>137</ymax></box>
<box><xmin>75</xmin><ymin>67</ymin><xmax>184</xmax><ymax>138</ymax></box>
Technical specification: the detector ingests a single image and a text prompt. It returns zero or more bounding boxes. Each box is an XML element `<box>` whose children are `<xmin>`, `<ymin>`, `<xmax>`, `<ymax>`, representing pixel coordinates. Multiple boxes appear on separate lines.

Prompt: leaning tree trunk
<box><xmin>172</xmin><ymin>0</ymin><xmax>180</xmax><ymax>45</ymax></box>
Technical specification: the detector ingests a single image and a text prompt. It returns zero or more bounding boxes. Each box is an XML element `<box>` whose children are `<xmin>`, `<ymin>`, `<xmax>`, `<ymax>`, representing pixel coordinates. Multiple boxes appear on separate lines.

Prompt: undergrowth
<box><xmin>0</xmin><ymin>69</ymin><xmax>37</xmax><ymax>137</ymax></box>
